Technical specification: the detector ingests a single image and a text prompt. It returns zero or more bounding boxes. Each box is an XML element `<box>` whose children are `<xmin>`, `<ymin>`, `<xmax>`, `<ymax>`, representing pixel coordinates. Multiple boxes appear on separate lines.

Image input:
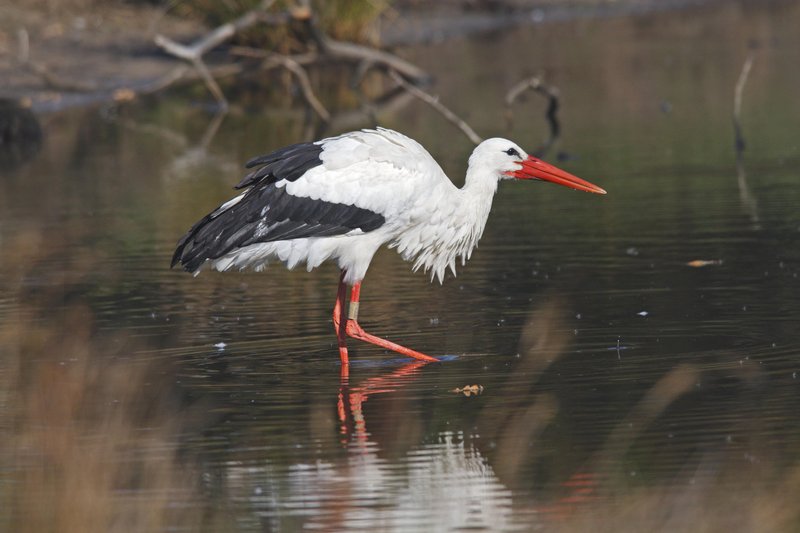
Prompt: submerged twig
<box><xmin>733</xmin><ymin>49</ymin><xmax>760</xmax><ymax>228</ymax></box>
<box><xmin>389</xmin><ymin>70</ymin><xmax>483</xmax><ymax>145</ymax></box>
<box><xmin>733</xmin><ymin>51</ymin><xmax>755</xmax><ymax>157</ymax></box>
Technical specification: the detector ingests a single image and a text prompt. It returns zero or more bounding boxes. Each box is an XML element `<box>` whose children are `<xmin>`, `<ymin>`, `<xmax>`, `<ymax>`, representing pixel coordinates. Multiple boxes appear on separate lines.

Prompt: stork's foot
<box><xmin>345</xmin><ymin>319</ymin><xmax>440</xmax><ymax>362</ymax></box>
<box><xmin>333</xmin><ymin>272</ymin><xmax>438</xmax><ymax>365</ymax></box>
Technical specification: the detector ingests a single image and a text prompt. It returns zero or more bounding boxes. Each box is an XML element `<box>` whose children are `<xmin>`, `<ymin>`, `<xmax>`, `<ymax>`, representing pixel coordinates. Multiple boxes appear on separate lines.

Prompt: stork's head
<box><xmin>470</xmin><ymin>138</ymin><xmax>606</xmax><ymax>194</ymax></box>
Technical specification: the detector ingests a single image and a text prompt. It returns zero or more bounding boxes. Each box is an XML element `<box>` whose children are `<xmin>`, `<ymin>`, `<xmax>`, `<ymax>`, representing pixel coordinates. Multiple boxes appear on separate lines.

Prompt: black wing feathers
<box><xmin>235</xmin><ymin>142</ymin><xmax>324</xmax><ymax>189</ymax></box>
<box><xmin>172</xmin><ymin>144</ymin><xmax>385</xmax><ymax>272</ymax></box>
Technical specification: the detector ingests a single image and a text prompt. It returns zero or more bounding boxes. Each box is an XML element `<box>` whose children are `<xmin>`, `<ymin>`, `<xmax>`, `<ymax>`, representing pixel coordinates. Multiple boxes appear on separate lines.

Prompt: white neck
<box><xmin>392</xmin><ymin>165</ymin><xmax>500</xmax><ymax>284</ymax></box>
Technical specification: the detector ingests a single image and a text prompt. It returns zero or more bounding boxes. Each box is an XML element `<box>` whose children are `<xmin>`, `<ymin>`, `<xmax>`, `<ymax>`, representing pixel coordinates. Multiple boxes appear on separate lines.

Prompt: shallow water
<box><xmin>2</xmin><ymin>2</ymin><xmax>800</xmax><ymax>531</ymax></box>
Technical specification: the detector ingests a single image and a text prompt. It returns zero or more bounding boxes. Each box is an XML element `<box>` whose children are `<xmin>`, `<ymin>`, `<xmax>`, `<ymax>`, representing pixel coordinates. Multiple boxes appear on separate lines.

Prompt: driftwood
<box><xmin>15</xmin><ymin>1</ymin><xmax>566</xmax><ymax>158</ymax></box>
<box><xmin>153</xmin><ymin>2</ymin><xmax>430</xmax><ymax>115</ymax></box>
<box><xmin>150</xmin><ymin>2</ymin><xmax>464</xmax><ymax>145</ymax></box>
<box><xmin>154</xmin><ymin>0</ymin><xmax>278</xmax><ymax>109</ymax></box>
<box><xmin>18</xmin><ymin>0</ymin><xmax>568</xmax><ymax>160</ymax></box>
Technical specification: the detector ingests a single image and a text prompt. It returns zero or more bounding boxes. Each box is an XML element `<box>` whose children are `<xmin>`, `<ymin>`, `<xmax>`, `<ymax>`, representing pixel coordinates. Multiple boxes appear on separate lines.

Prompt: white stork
<box><xmin>172</xmin><ymin>127</ymin><xmax>605</xmax><ymax>366</ymax></box>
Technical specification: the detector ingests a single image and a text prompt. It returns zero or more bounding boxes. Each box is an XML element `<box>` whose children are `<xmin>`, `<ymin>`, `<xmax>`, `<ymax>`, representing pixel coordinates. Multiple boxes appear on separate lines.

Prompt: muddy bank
<box><xmin>0</xmin><ymin>0</ymin><xmax>757</xmax><ymax>114</ymax></box>
<box><xmin>0</xmin><ymin>2</ymin><xmax>202</xmax><ymax>112</ymax></box>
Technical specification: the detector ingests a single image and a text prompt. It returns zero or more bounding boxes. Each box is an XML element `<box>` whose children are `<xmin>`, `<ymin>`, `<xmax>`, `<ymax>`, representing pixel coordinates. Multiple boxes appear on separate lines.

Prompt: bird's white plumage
<box><xmin>208</xmin><ymin>128</ymin><xmax>529</xmax><ymax>284</ymax></box>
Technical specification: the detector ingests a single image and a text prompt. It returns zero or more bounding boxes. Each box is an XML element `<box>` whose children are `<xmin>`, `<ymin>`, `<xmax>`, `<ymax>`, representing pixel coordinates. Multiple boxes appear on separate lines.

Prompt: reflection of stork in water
<box><xmin>334</xmin><ymin>363</ymin><xmax>599</xmax><ymax>529</ymax></box>
<box><xmin>172</xmin><ymin>128</ymin><xmax>605</xmax><ymax>368</ymax></box>
<box><xmin>337</xmin><ymin>361</ymin><xmax>428</xmax><ymax>444</ymax></box>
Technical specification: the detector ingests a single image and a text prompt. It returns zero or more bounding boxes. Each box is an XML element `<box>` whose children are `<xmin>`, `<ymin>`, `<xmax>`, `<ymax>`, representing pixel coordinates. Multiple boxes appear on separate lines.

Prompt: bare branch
<box><xmin>154</xmin><ymin>32</ymin><xmax>228</xmax><ymax>106</ymax></box>
<box><xmin>230</xmin><ymin>46</ymin><xmax>308</xmax><ymax>61</ymax></box>
<box><xmin>325</xmin><ymin>39</ymin><xmax>429</xmax><ymax>83</ymax></box>
<box><xmin>506</xmin><ymin>76</ymin><xmax>560</xmax><ymax>108</ymax></box>
<box><xmin>263</xmin><ymin>55</ymin><xmax>331</xmax><ymax>122</ymax></box>
<box><xmin>389</xmin><ymin>70</ymin><xmax>483</xmax><ymax>146</ymax></box>
<box><xmin>153</xmin><ymin>0</ymin><xmax>277</xmax><ymax>108</ymax></box>
<box><xmin>228</xmin><ymin>48</ymin><xmax>332</xmax><ymax>122</ymax></box>
<box><xmin>19</xmin><ymin>0</ymin><xmax>430</xmax><ymax>124</ymax></box>
<box><xmin>505</xmin><ymin>76</ymin><xmax>561</xmax><ymax>154</ymax></box>
<box><xmin>193</xmin><ymin>58</ymin><xmax>228</xmax><ymax>109</ymax></box>
<box><xmin>154</xmin><ymin>0</ymin><xmax>276</xmax><ymax>60</ymax></box>
<box><xmin>229</xmin><ymin>15</ymin><xmax>430</xmax><ymax>84</ymax></box>
<box><xmin>306</xmin><ymin>18</ymin><xmax>430</xmax><ymax>84</ymax></box>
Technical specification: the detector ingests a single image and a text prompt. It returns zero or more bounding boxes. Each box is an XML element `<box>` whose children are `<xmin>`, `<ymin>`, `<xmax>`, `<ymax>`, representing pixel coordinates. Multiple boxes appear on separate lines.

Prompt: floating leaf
<box><xmin>452</xmin><ymin>384</ymin><xmax>484</xmax><ymax>397</ymax></box>
<box><xmin>687</xmin><ymin>259</ymin><xmax>723</xmax><ymax>267</ymax></box>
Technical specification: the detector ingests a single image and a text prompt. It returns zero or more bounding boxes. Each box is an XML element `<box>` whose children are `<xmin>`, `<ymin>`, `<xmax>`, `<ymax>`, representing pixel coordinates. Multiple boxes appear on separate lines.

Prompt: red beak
<box><xmin>507</xmin><ymin>156</ymin><xmax>606</xmax><ymax>195</ymax></box>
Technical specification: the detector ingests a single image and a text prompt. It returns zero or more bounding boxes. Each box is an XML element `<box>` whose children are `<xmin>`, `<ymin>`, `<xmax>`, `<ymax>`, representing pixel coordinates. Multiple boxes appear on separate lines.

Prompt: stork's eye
<box><xmin>505</xmin><ymin>148</ymin><xmax>520</xmax><ymax>157</ymax></box>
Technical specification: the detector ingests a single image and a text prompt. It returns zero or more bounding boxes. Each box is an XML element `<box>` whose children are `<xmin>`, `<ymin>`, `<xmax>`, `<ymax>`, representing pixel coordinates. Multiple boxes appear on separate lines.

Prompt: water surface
<box><xmin>2</xmin><ymin>2</ymin><xmax>800</xmax><ymax>531</ymax></box>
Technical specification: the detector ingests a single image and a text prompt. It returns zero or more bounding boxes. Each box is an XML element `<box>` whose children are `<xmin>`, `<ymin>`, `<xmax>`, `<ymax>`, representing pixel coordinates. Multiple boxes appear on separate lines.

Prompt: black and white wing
<box><xmin>172</xmin><ymin>141</ymin><xmax>385</xmax><ymax>273</ymax></box>
<box><xmin>171</xmin><ymin>128</ymin><xmax>451</xmax><ymax>274</ymax></box>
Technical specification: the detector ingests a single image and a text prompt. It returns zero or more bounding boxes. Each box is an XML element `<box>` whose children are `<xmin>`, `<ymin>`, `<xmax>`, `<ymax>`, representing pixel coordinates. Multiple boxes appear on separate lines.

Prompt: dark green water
<box><xmin>2</xmin><ymin>2</ymin><xmax>800</xmax><ymax>531</ymax></box>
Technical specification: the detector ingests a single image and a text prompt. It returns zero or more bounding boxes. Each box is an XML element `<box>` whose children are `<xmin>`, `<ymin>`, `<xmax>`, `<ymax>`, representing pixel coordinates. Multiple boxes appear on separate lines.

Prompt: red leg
<box><xmin>333</xmin><ymin>271</ymin><xmax>349</xmax><ymax>368</ymax></box>
<box><xmin>345</xmin><ymin>281</ymin><xmax>439</xmax><ymax>363</ymax></box>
